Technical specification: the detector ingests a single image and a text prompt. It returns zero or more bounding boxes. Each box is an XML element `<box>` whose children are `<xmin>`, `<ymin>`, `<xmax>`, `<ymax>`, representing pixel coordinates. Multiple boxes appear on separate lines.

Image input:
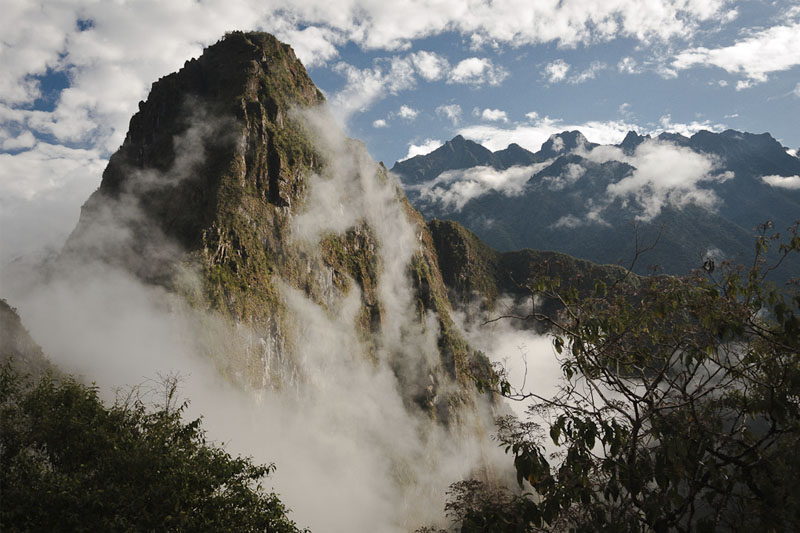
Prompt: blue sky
<box><xmin>1</xmin><ymin>0</ymin><xmax>799</xmax><ymax>262</ymax></box>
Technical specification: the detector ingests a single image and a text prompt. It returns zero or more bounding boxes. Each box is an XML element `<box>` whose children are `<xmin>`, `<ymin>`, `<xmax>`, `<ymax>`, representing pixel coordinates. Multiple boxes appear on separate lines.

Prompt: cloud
<box><xmin>436</xmin><ymin>104</ymin><xmax>462</xmax><ymax>125</ymax></box>
<box><xmin>402</xmin><ymin>138</ymin><xmax>443</xmax><ymax>160</ymax></box>
<box><xmin>541</xmin><ymin>162</ymin><xmax>586</xmax><ymax>191</ymax></box>
<box><xmin>270</xmin><ymin>24</ymin><xmax>345</xmax><ymax>68</ymax></box>
<box><xmin>618</xmin><ymin>57</ymin><xmax>639</xmax><ymax>74</ymax></box>
<box><xmin>409</xmin><ymin>51</ymin><xmax>450</xmax><ymax>81</ymax></box>
<box><xmin>569</xmin><ymin>61</ymin><xmax>607</xmax><ymax>84</ymax></box>
<box><xmin>413</xmin><ymin>162</ymin><xmax>550</xmax><ymax>211</ymax></box>
<box><xmin>448</xmin><ymin>57</ymin><xmax>509</xmax><ymax>86</ymax></box>
<box><xmin>0</xmin><ymin>143</ymin><xmax>106</xmax><ymax>264</ymax></box>
<box><xmin>0</xmin><ymin>0</ymin><xmax>737</xmax><ymax>144</ymax></box>
<box><xmin>585</xmin><ymin>139</ymin><xmax>733</xmax><ymax>221</ymax></box>
<box><xmin>458</xmin><ymin>115</ymin><xmax>636</xmax><ymax>152</ymax></box>
<box><xmin>397</xmin><ymin>104</ymin><xmax>419</xmax><ymax>120</ymax></box>
<box><xmin>1</xmin><ymin>130</ymin><xmax>36</xmax><ymax>151</ymax></box>
<box><xmin>658</xmin><ymin>114</ymin><xmax>726</xmax><ymax>137</ymax></box>
<box><xmin>330</xmin><ymin>56</ymin><xmax>416</xmax><ymax>122</ymax></box>
<box><xmin>543</xmin><ymin>60</ymin><xmax>570</xmax><ymax>83</ymax></box>
<box><xmin>479</xmin><ymin>108</ymin><xmax>508</xmax><ymax>122</ymax></box>
<box><xmin>672</xmin><ymin>22</ymin><xmax>800</xmax><ymax>86</ymax></box>
<box><xmin>762</xmin><ymin>175</ymin><xmax>800</xmax><ymax>190</ymax></box>
<box><xmin>372</xmin><ymin>118</ymin><xmax>388</xmax><ymax>128</ymax></box>
<box><xmin>552</xmin><ymin>214</ymin><xmax>583</xmax><ymax>229</ymax></box>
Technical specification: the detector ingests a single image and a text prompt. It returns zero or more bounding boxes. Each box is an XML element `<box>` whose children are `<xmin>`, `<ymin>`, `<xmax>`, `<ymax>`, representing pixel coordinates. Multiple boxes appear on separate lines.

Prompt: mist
<box><xmin>1</xmin><ymin>103</ymin><xmax>528</xmax><ymax>532</ymax></box>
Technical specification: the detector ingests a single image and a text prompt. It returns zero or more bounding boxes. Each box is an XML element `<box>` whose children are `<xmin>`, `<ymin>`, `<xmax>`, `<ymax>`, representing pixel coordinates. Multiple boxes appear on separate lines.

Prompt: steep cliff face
<box><xmin>64</xmin><ymin>31</ymin><xmax>485</xmax><ymax>415</ymax></box>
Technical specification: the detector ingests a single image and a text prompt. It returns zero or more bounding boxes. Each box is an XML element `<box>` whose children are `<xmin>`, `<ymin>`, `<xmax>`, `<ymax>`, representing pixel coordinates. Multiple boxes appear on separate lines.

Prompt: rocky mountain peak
<box><xmin>492</xmin><ymin>142</ymin><xmax>537</xmax><ymax>168</ymax></box>
<box><xmin>539</xmin><ymin>130</ymin><xmax>591</xmax><ymax>157</ymax></box>
<box><xmin>619</xmin><ymin>130</ymin><xmax>650</xmax><ymax>153</ymax></box>
<box><xmin>61</xmin><ymin>31</ymin><xmax>484</xmax><ymax>408</ymax></box>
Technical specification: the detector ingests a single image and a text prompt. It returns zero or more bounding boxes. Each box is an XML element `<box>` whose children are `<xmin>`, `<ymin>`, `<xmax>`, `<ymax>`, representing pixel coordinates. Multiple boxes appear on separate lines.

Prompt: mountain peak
<box><xmin>657</xmin><ymin>132</ymin><xmax>690</xmax><ymax>146</ymax></box>
<box><xmin>492</xmin><ymin>142</ymin><xmax>537</xmax><ymax>168</ymax></box>
<box><xmin>618</xmin><ymin>130</ymin><xmax>646</xmax><ymax>149</ymax></box>
<box><xmin>64</xmin><ymin>31</ymin><xmax>484</xmax><ymax>401</ymax></box>
<box><xmin>65</xmin><ymin>30</ymin><xmax>326</xmax><ymax>280</ymax></box>
<box><xmin>539</xmin><ymin>130</ymin><xmax>591</xmax><ymax>157</ymax></box>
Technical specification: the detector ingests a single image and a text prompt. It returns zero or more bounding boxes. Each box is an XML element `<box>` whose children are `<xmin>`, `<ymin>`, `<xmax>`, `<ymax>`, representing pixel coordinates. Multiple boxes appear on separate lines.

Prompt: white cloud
<box><xmin>448</xmin><ymin>57</ymin><xmax>508</xmax><ymax>86</ymax></box>
<box><xmin>585</xmin><ymin>139</ymin><xmax>733</xmax><ymax>221</ymax></box>
<box><xmin>402</xmin><ymin>138</ymin><xmax>442</xmax><ymax>160</ymax></box>
<box><xmin>618</xmin><ymin>57</ymin><xmax>639</xmax><ymax>74</ymax></box>
<box><xmin>480</xmin><ymin>108</ymin><xmax>508</xmax><ymax>122</ymax></box>
<box><xmin>458</xmin><ymin>111</ymin><xmax>728</xmax><ymax>157</ymax></box>
<box><xmin>435</xmin><ymin>104</ymin><xmax>462</xmax><ymax>125</ymax></box>
<box><xmin>552</xmin><ymin>214</ymin><xmax>582</xmax><ymax>229</ymax></box>
<box><xmin>459</xmin><ymin>115</ymin><xmax>636</xmax><ymax>152</ymax></box>
<box><xmin>409</xmin><ymin>51</ymin><xmax>449</xmax><ymax>81</ymax></box>
<box><xmin>415</xmin><ymin>163</ymin><xmax>549</xmax><ymax>211</ymax></box>
<box><xmin>330</xmin><ymin>56</ymin><xmax>416</xmax><ymax>122</ymax></box>
<box><xmin>372</xmin><ymin>118</ymin><xmax>388</xmax><ymax>128</ymax></box>
<box><xmin>658</xmin><ymin>114</ymin><xmax>725</xmax><ymax>137</ymax></box>
<box><xmin>397</xmin><ymin>105</ymin><xmax>419</xmax><ymax>120</ymax></box>
<box><xmin>793</xmin><ymin>83</ymin><xmax>800</xmax><ymax>98</ymax></box>
<box><xmin>762</xmin><ymin>175</ymin><xmax>800</xmax><ymax>190</ymax></box>
<box><xmin>543</xmin><ymin>60</ymin><xmax>570</xmax><ymax>83</ymax></box>
<box><xmin>569</xmin><ymin>61</ymin><xmax>607</xmax><ymax>84</ymax></box>
<box><xmin>0</xmin><ymin>143</ymin><xmax>106</xmax><ymax>263</ymax></box>
<box><xmin>541</xmin><ymin>162</ymin><xmax>586</xmax><ymax>191</ymax></box>
<box><xmin>1</xmin><ymin>130</ymin><xmax>36</xmax><ymax>151</ymax></box>
<box><xmin>673</xmin><ymin>22</ymin><xmax>800</xmax><ymax>86</ymax></box>
<box><xmin>266</xmin><ymin>20</ymin><xmax>345</xmax><ymax>68</ymax></box>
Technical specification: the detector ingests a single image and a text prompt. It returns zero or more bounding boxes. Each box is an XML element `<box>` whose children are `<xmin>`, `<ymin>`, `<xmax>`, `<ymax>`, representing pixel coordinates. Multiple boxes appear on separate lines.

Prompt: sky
<box><xmin>1</xmin><ymin>0</ymin><xmax>799</xmax><ymax>263</ymax></box>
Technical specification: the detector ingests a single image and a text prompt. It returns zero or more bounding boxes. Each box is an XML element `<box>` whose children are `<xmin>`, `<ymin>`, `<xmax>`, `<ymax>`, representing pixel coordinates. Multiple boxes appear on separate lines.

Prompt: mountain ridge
<box><xmin>393</xmin><ymin>128</ymin><xmax>800</xmax><ymax>278</ymax></box>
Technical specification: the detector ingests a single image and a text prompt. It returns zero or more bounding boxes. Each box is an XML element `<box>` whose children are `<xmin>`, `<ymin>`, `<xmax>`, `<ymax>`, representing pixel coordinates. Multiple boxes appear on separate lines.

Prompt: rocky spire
<box><xmin>62</xmin><ymin>31</ymin><xmax>486</xmax><ymax>407</ymax></box>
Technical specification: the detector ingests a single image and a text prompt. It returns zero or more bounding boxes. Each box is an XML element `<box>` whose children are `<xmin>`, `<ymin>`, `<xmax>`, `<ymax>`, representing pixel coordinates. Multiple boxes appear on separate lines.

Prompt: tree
<box><xmin>0</xmin><ymin>369</ymin><xmax>305</xmax><ymax>532</ymax></box>
<box><xmin>469</xmin><ymin>222</ymin><xmax>800</xmax><ymax>532</ymax></box>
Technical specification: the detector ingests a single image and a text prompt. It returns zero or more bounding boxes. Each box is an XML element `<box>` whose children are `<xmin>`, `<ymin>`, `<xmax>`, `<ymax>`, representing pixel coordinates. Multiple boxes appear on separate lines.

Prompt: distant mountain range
<box><xmin>392</xmin><ymin>129</ymin><xmax>800</xmax><ymax>278</ymax></box>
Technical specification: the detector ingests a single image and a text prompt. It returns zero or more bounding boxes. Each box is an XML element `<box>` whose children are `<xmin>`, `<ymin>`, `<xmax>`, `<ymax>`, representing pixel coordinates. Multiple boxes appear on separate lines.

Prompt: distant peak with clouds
<box><xmin>394</xmin><ymin>126</ymin><xmax>800</xmax><ymax>278</ymax></box>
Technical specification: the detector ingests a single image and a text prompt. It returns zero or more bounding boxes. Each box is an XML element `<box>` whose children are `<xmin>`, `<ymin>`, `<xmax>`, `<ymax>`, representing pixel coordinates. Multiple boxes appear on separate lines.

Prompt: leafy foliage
<box><xmin>0</xmin><ymin>369</ymin><xmax>304</xmax><ymax>532</ymax></box>
<box><xmin>469</xmin><ymin>223</ymin><xmax>800</xmax><ymax>531</ymax></box>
